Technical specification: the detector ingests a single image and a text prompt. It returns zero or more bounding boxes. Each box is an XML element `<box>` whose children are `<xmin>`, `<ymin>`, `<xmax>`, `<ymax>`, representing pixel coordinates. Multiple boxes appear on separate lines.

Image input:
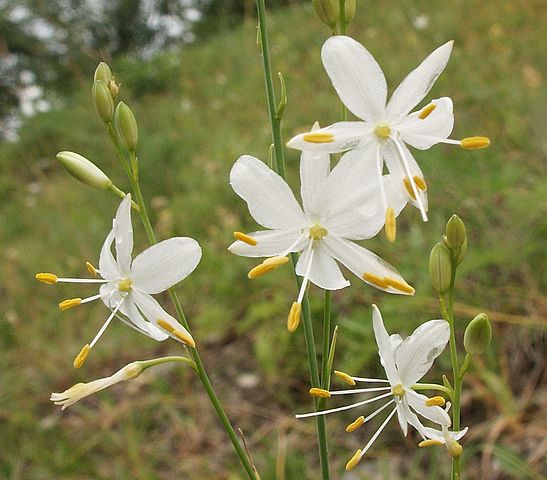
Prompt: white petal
<box><xmin>420</xmin><ymin>425</ymin><xmax>469</xmax><ymax>443</ymax></box>
<box><xmin>396</xmin><ymin>404</ymin><xmax>409</xmax><ymax>436</ymax></box>
<box><xmin>99</xmin><ymin>230</ymin><xmax>122</xmax><ymax>280</ymax></box>
<box><xmin>406</xmin><ymin>390</ymin><xmax>451</xmax><ymax>426</ymax></box>
<box><xmin>395</xmin><ymin>319</ymin><xmax>450</xmax><ymax>386</ymax></box>
<box><xmin>323</xmin><ymin>236</ymin><xmax>412</xmax><ymax>295</ymax></box>
<box><xmin>99</xmin><ymin>283</ymin><xmax>119</xmax><ymax>308</ymax></box>
<box><xmin>390</xmin><ymin>333</ymin><xmax>403</xmax><ymax>351</ymax></box>
<box><xmin>397</xmin><ymin>97</ymin><xmax>454</xmax><ymax>149</ymax></box>
<box><xmin>119</xmin><ymin>297</ymin><xmax>169</xmax><ymax>341</ymax></box>
<box><xmin>230</xmin><ymin>156</ymin><xmax>306</xmax><ymax>229</ymax></box>
<box><xmin>300</xmin><ymin>147</ymin><xmax>330</xmax><ymax>217</ymax></box>
<box><xmin>113</xmin><ymin>194</ymin><xmax>134</xmax><ymax>276</ymax></box>
<box><xmin>287</xmin><ymin>122</ymin><xmax>370</xmax><ymax>154</ymax></box>
<box><xmin>371</xmin><ymin>304</ymin><xmax>400</xmax><ymax>385</ymax></box>
<box><xmin>322</xmin><ymin>36</ymin><xmax>387</xmax><ymax>122</ymax></box>
<box><xmin>386</xmin><ymin>41</ymin><xmax>453</xmax><ymax>120</ymax></box>
<box><xmin>131</xmin><ymin>237</ymin><xmax>201</xmax><ymax>294</ymax></box>
<box><xmin>295</xmin><ymin>243</ymin><xmax>349</xmax><ymax>290</ymax></box>
<box><xmin>229</xmin><ymin>229</ymin><xmax>305</xmax><ymax>258</ymax></box>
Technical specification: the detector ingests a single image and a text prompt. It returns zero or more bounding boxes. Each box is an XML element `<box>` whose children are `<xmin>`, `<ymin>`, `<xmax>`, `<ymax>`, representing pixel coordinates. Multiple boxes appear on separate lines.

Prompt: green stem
<box><xmin>321</xmin><ymin>291</ymin><xmax>332</xmax><ymax>389</ymax></box>
<box><xmin>338</xmin><ymin>0</ymin><xmax>347</xmax><ymax>35</ymax></box>
<box><xmin>412</xmin><ymin>383</ymin><xmax>453</xmax><ymax>399</ymax></box>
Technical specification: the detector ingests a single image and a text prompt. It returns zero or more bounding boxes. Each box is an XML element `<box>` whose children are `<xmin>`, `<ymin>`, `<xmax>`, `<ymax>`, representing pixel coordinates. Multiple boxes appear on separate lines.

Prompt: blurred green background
<box><xmin>0</xmin><ymin>1</ymin><xmax>545</xmax><ymax>479</ymax></box>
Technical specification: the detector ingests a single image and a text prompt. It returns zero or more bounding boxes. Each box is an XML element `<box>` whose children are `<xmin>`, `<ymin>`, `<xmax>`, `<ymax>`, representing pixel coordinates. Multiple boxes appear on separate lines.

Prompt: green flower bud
<box><xmin>345</xmin><ymin>0</ymin><xmax>356</xmax><ymax>22</ymax></box>
<box><xmin>464</xmin><ymin>313</ymin><xmax>492</xmax><ymax>355</ymax></box>
<box><xmin>92</xmin><ymin>80</ymin><xmax>114</xmax><ymax>123</ymax></box>
<box><xmin>456</xmin><ymin>236</ymin><xmax>468</xmax><ymax>265</ymax></box>
<box><xmin>312</xmin><ymin>0</ymin><xmax>338</xmax><ymax>29</ymax></box>
<box><xmin>445</xmin><ymin>214</ymin><xmax>467</xmax><ymax>248</ymax></box>
<box><xmin>94</xmin><ymin>62</ymin><xmax>113</xmax><ymax>85</ymax></box>
<box><xmin>56</xmin><ymin>151</ymin><xmax>112</xmax><ymax>190</ymax></box>
<box><xmin>114</xmin><ymin>102</ymin><xmax>138</xmax><ymax>151</ymax></box>
<box><xmin>429</xmin><ymin>242</ymin><xmax>452</xmax><ymax>294</ymax></box>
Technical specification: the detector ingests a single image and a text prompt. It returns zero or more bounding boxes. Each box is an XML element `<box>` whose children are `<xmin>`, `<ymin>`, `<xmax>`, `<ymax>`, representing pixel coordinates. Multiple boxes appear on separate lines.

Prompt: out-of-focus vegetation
<box><xmin>0</xmin><ymin>1</ymin><xmax>545</xmax><ymax>479</ymax></box>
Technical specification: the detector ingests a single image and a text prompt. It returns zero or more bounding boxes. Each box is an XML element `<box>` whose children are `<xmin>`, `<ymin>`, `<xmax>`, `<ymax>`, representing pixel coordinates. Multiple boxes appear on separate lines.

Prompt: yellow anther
<box><xmin>247</xmin><ymin>263</ymin><xmax>276</xmax><ymax>279</ymax></box>
<box><xmin>363</xmin><ymin>272</ymin><xmax>390</xmax><ymax>289</ymax></box>
<box><xmin>425</xmin><ymin>396</ymin><xmax>446</xmax><ymax>407</ymax></box>
<box><xmin>287</xmin><ymin>302</ymin><xmax>302</xmax><ymax>332</ymax></box>
<box><xmin>302</xmin><ymin>132</ymin><xmax>334</xmax><ymax>144</ymax></box>
<box><xmin>118</xmin><ymin>278</ymin><xmax>132</xmax><ymax>292</ymax></box>
<box><xmin>446</xmin><ymin>441</ymin><xmax>464</xmax><ymax>458</ymax></box>
<box><xmin>309</xmin><ymin>224</ymin><xmax>328</xmax><ymax>240</ymax></box>
<box><xmin>59</xmin><ymin>298</ymin><xmax>82</xmax><ymax>311</ymax></box>
<box><xmin>403</xmin><ymin>177</ymin><xmax>417</xmax><ymax>200</ymax></box>
<box><xmin>156</xmin><ymin>318</ymin><xmax>175</xmax><ymax>333</ymax></box>
<box><xmin>385</xmin><ymin>207</ymin><xmax>396</xmax><ymax>243</ymax></box>
<box><xmin>35</xmin><ymin>273</ymin><xmax>58</xmax><ymax>284</ymax></box>
<box><xmin>73</xmin><ymin>344</ymin><xmax>90</xmax><ymax>369</ymax></box>
<box><xmin>346</xmin><ymin>416</ymin><xmax>365</xmax><ymax>433</ymax></box>
<box><xmin>334</xmin><ymin>370</ymin><xmax>356</xmax><ymax>386</ymax></box>
<box><xmin>233</xmin><ymin>231</ymin><xmax>257</xmax><ymax>246</ymax></box>
<box><xmin>86</xmin><ymin>262</ymin><xmax>97</xmax><ymax>276</ymax></box>
<box><xmin>309</xmin><ymin>387</ymin><xmax>331</xmax><ymax>398</ymax></box>
<box><xmin>374</xmin><ymin>123</ymin><xmax>391</xmax><ymax>139</ymax></box>
<box><xmin>413</xmin><ymin>176</ymin><xmax>427</xmax><ymax>191</ymax></box>
<box><xmin>392</xmin><ymin>384</ymin><xmax>405</xmax><ymax>397</ymax></box>
<box><xmin>418</xmin><ymin>439</ymin><xmax>444</xmax><ymax>448</ymax></box>
<box><xmin>173</xmin><ymin>329</ymin><xmax>196</xmax><ymax>348</ymax></box>
<box><xmin>384</xmin><ymin>277</ymin><xmax>415</xmax><ymax>295</ymax></box>
<box><xmin>262</xmin><ymin>256</ymin><xmax>289</xmax><ymax>267</ymax></box>
<box><xmin>345</xmin><ymin>449</ymin><xmax>363</xmax><ymax>471</ymax></box>
<box><xmin>418</xmin><ymin>103</ymin><xmax>437</xmax><ymax>119</ymax></box>
<box><xmin>460</xmin><ymin>136</ymin><xmax>490</xmax><ymax>150</ymax></box>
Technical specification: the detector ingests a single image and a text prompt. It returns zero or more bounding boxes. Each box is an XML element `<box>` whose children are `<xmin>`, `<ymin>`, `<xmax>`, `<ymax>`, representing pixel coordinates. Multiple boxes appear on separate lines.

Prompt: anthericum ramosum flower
<box><xmin>229</xmin><ymin>152</ymin><xmax>412</xmax><ymax>333</ymax></box>
<box><xmin>36</xmin><ymin>194</ymin><xmax>201</xmax><ymax>367</ymax></box>
<box><xmin>296</xmin><ymin>305</ymin><xmax>466</xmax><ymax>470</ymax></box>
<box><xmin>287</xmin><ymin>36</ymin><xmax>490</xmax><ymax>239</ymax></box>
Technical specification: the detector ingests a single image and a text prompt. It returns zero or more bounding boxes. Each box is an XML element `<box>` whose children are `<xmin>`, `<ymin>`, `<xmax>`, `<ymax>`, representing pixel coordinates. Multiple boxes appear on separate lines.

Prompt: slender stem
<box><xmin>321</xmin><ymin>291</ymin><xmax>332</xmax><ymax>389</ymax></box>
<box><xmin>412</xmin><ymin>383</ymin><xmax>453</xmax><ymax>399</ymax></box>
<box><xmin>338</xmin><ymin>0</ymin><xmax>347</xmax><ymax>35</ymax></box>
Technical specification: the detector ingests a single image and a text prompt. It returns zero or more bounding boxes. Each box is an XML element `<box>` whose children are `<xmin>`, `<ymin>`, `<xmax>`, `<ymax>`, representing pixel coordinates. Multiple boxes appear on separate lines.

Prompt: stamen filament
<box><xmin>89</xmin><ymin>299</ymin><xmax>125</xmax><ymax>348</ymax></box>
<box><xmin>358</xmin><ymin>405</ymin><xmax>398</xmax><ymax>458</ymax></box>
<box><xmin>57</xmin><ymin>278</ymin><xmax>109</xmax><ymax>284</ymax></box>
<box><xmin>351</xmin><ymin>377</ymin><xmax>390</xmax><ymax>384</ymax></box>
<box><xmin>330</xmin><ymin>387</ymin><xmax>391</xmax><ymax>396</ymax></box>
<box><xmin>296</xmin><ymin>241</ymin><xmax>315</xmax><ymax>304</ymax></box>
<box><xmin>295</xmin><ymin>391</ymin><xmax>392</xmax><ymax>419</ymax></box>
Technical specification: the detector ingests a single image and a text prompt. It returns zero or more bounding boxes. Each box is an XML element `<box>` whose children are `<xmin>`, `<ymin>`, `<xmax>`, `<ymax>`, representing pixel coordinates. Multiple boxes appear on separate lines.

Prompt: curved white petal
<box><xmin>322</xmin><ymin>36</ymin><xmax>387</xmax><ymax>122</ymax></box>
<box><xmin>406</xmin><ymin>390</ymin><xmax>451</xmax><ymax>426</ymax></box>
<box><xmin>386</xmin><ymin>41</ymin><xmax>453</xmax><ymax>120</ymax></box>
<box><xmin>396</xmin><ymin>404</ymin><xmax>409</xmax><ymax>436</ymax></box>
<box><xmin>300</xmin><ymin>145</ymin><xmax>331</xmax><ymax>217</ymax></box>
<box><xmin>371</xmin><ymin>304</ymin><xmax>400</xmax><ymax>385</ymax></box>
<box><xmin>229</xmin><ymin>229</ymin><xmax>305</xmax><ymax>258</ymax></box>
<box><xmin>230</xmin><ymin>156</ymin><xmax>306</xmax><ymax>229</ymax></box>
<box><xmin>421</xmin><ymin>425</ymin><xmax>469</xmax><ymax>442</ymax></box>
<box><xmin>395</xmin><ymin>319</ymin><xmax>450</xmax><ymax>386</ymax></box>
<box><xmin>398</xmin><ymin>97</ymin><xmax>454</xmax><ymax>149</ymax></box>
<box><xmin>295</xmin><ymin>243</ymin><xmax>349</xmax><ymax>290</ymax></box>
<box><xmin>287</xmin><ymin>122</ymin><xmax>370</xmax><ymax>154</ymax></box>
<box><xmin>99</xmin><ymin>230</ymin><xmax>122</xmax><ymax>281</ymax></box>
<box><xmin>131</xmin><ymin>237</ymin><xmax>201</xmax><ymax>294</ymax></box>
<box><xmin>390</xmin><ymin>333</ymin><xmax>404</xmax><ymax>351</ymax></box>
<box><xmin>113</xmin><ymin>194</ymin><xmax>134</xmax><ymax>276</ymax></box>
<box><xmin>119</xmin><ymin>296</ymin><xmax>169</xmax><ymax>341</ymax></box>
<box><xmin>99</xmin><ymin>283</ymin><xmax>119</xmax><ymax>308</ymax></box>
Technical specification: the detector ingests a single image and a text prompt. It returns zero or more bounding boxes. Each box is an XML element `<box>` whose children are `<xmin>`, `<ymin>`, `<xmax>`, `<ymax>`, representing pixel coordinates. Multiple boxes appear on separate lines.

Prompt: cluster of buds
<box><xmin>312</xmin><ymin>0</ymin><xmax>356</xmax><ymax>31</ymax></box>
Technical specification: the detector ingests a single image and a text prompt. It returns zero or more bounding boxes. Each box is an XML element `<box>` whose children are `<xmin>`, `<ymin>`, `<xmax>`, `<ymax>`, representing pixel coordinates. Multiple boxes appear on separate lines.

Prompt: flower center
<box><xmin>392</xmin><ymin>384</ymin><xmax>405</xmax><ymax>399</ymax></box>
<box><xmin>374</xmin><ymin>123</ymin><xmax>391</xmax><ymax>140</ymax></box>
<box><xmin>117</xmin><ymin>278</ymin><xmax>133</xmax><ymax>292</ymax></box>
<box><xmin>309</xmin><ymin>224</ymin><xmax>328</xmax><ymax>241</ymax></box>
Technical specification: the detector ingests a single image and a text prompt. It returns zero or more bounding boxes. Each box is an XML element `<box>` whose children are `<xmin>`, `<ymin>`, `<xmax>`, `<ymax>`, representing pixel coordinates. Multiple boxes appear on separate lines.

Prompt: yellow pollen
<box><xmin>334</xmin><ymin>370</ymin><xmax>356</xmax><ymax>386</ymax></box>
<box><xmin>287</xmin><ymin>302</ymin><xmax>302</xmax><ymax>332</ymax></box>
<box><xmin>248</xmin><ymin>263</ymin><xmax>276</xmax><ymax>279</ymax></box>
<box><xmin>59</xmin><ymin>298</ymin><xmax>82</xmax><ymax>311</ymax></box>
<box><xmin>233</xmin><ymin>231</ymin><xmax>257</xmax><ymax>246</ymax></box>
<box><xmin>309</xmin><ymin>224</ymin><xmax>328</xmax><ymax>240</ymax></box>
<box><xmin>346</xmin><ymin>416</ymin><xmax>365</xmax><ymax>433</ymax></box>
<box><xmin>173</xmin><ymin>329</ymin><xmax>196</xmax><ymax>348</ymax></box>
<box><xmin>345</xmin><ymin>449</ymin><xmax>363</xmax><ymax>471</ymax></box>
<box><xmin>363</xmin><ymin>272</ymin><xmax>390</xmax><ymax>289</ymax></box>
<box><xmin>309</xmin><ymin>387</ymin><xmax>331</xmax><ymax>398</ymax></box>
<box><xmin>425</xmin><ymin>396</ymin><xmax>446</xmax><ymax>407</ymax></box>
<box><xmin>156</xmin><ymin>318</ymin><xmax>175</xmax><ymax>333</ymax></box>
<box><xmin>460</xmin><ymin>136</ymin><xmax>490</xmax><ymax>150</ymax></box>
<box><xmin>118</xmin><ymin>278</ymin><xmax>132</xmax><ymax>292</ymax></box>
<box><xmin>262</xmin><ymin>255</ymin><xmax>289</xmax><ymax>267</ymax></box>
<box><xmin>385</xmin><ymin>207</ymin><xmax>396</xmax><ymax>243</ymax></box>
<box><xmin>403</xmin><ymin>177</ymin><xmax>417</xmax><ymax>200</ymax></box>
<box><xmin>36</xmin><ymin>273</ymin><xmax>58</xmax><ymax>284</ymax></box>
<box><xmin>86</xmin><ymin>262</ymin><xmax>97</xmax><ymax>276</ymax></box>
<box><xmin>374</xmin><ymin>123</ymin><xmax>391</xmax><ymax>139</ymax></box>
<box><xmin>413</xmin><ymin>176</ymin><xmax>427</xmax><ymax>190</ymax></box>
<box><xmin>419</xmin><ymin>439</ymin><xmax>444</xmax><ymax>448</ymax></box>
<box><xmin>392</xmin><ymin>384</ymin><xmax>405</xmax><ymax>397</ymax></box>
<box><xmin>302</xmin><ymin>132</ymin><xmax>334</xmax><ymax>144</ymax></box>
<box><xmin>73</xmin><ymin>344</ymin><xmax>90</xmax><ymax>369</ymax></box>
<box><xmin>418</xmin><ymin>103</ymin><xmax>437</xmax><ymax>119</ymax></box>
<box><xmin>384</xmin><ymin>277</ymin><xmax>415</xmax><ymax>295</ymax></box>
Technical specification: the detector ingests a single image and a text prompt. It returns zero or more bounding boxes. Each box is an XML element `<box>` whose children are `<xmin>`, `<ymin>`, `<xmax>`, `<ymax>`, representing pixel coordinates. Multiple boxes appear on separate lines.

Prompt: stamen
<box><xmin>296</xmin><ymin>242</ymin><xmax>315</xmax><ymax>304</ymax></box>
<box><xmin>460</xmin><ymin>136</ymin><xmax>490</xmax><ymax>150</ymax></box>
<box><xmin>425</xmin><ymin>396</ymin><xmax>446</xmax><ymax>407</ymax></box>
<box><xmin>375</xmin><ymin>145</ymin><xmax>388</xmax><ymax>213</ymax></box>
<box><xmin>86</xmin><ymin>262</ymin><xmax>97</xmax><ymax>276</ymax></box>
<box><xmin>403</xmin><ymin>177</ymin><xmax>417</xmax><ymax>200</ymax></box>
<box><xmin>392</xmin><ymin>384</ymin><xmax>405</xmax><ymax>397</ymax></box>
<box><xmin>413</xmin><ymin>176</ymin><xmax>427</xmax><ymax>190</ymax></box>
<box><xmin>233</xmin><ymin>231</ymin><xmax>257</xmax><ymax>246</ymax></box>
<box><xmin>363</xmin><ymin>272</ymin><xmax>389</xmax><ymax>289</ymax></box>
<box><xmin>309</xmin><ymin>387</ymin><xmax>331</xmax><ymax>398</ymax></box>
<box><xmin>173</xmin><ymin>329</ymin><xmax>196</xmax><ymax>348</ymax></box>
<box><xmin>346</xmin><ymin>416</ymin><xmax>365</xmax><ymax>433</ymax></box>
<box><xmin>383</xmin><ymin>277</ymin><xmax>415</xmax><ymax>295</ymax></box>
<box><xmin>418</xmin><ymin>103</ymin><xmax>436</xmax><ymax>120</ymax></box>
<box><xmin>89</xmin><ymin>299</ymin><xmax>125</xmax><ymax>349</ymax></box>
<box><xmin>248</xmin><ymin>263</ymin><xmax>276</xmax><ymax>279</ymax></box>
<box><xmin>334</xmin><ymin>370</ymin><xmax>356</xmax><ymax>386</ymax></box>
<box><xmin>36</xmin><ymin>273</ymin><xmax>58</xmax><ymax>284</ymax></box>
<box><xmin>374</xmin><ymin>123</ymin><xmax>391</xmax><ymax>140</ymax></box>
<box><xmin>309</xmin><ymin>224</ymin><xmax>328</xmax><ymax>240</ymax></box>
<box><xmin>419</xmin><ymin>439</ymin><xmax>444</xmax><ymax>448</ymax></box>
<box><xmin>59</xmin><ymin>298</ymin><xmax>82</xmax><ymax>311</ymax></box>
<box><xmin>295</xmin><ymin>391</ymin><xmax>392</xmax><ymax>418</ymax></box>
<box><xmin>385</xmin><ymin>207</ymin><xmax>396</xmax><ymax>243</ymax></box>
<box><xmin>345</xmin><ymin>449</ymin><xmax>363</xmax><ymax>471</ymax></box>
<box><xmin>351</xmin><ymin>376</ymin><xmax>390</xmax><ymax>384</ymax></box>
<box><xmin>262</xmin><ymin>256</ymin><xmax>289</xmax><ymax>267</ymax></box>
<box><xmin>73</xmin><ymin>344</ymin><xmax>90</xmax><ymax>369</ymax></box>
<box><xmin>287</xmin><ymin>302</ymin><xmax>302</xmax><ymax>332</ymax></box>
<box><xmin>117</xmin><ymin>278</ymin><xmax>132</xmax><ymax>292</ymax></box>
<box><xmin>330</xmin><ymin>386</ymin><xmax>391</xmax><ymax>396</ymax></box>
<box><xmin>303</xmin><ymin>132</ymin><xmax>334</xmax><ymax>144</ymax></box>
<box><xmin>358</xmin><ymin>406</ymin><xmax>398</xmax><ymax>457</ymax></box>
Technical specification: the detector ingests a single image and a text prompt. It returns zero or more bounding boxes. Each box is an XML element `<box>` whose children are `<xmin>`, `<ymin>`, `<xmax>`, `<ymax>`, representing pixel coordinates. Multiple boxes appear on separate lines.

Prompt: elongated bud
<box><xmin>114</xmin><ymin>102</ymin><xmax>138</xmax><ymax>151</ymax></box>
<box><xmin>92</xmin><ymin>80</ymin><xmax>114</xmax><ymax>123</ymax></box>
<box><xmin>456</xmin><ymin>236</ymin><xmax>467</xmax><ymax>265</ymax></box>
<box><xmin>94</xmin><ymin>62</ymin><xmax>113</xmax><ymax>85</ymax></box>
<box><xmin>312</xmin><ymin>0</ymin><xmax>338</xmax><ymax>29</ymax></box>
<box><xmin>445</xmin><ymin>215</ymin><xmax>467</xmax><ymax>249</ymax></box>
<box><xmin>429</xmin><ymin>242</ymin><xmax>452</xmax><ymax>294</ymax></box>
<box><xmin>464</xmin><ymin>313</ymin><xmax>492</xmax><ymax>355</ymax></box>
<box><xmin>57</xmin><ymin>151</ymin><xmax>112</xmax><ymax>190</ymax></box>
<box><xmin>344</xmin><ymin>0</ymin><xmax>356</xmax><ymax>22</ymax></box>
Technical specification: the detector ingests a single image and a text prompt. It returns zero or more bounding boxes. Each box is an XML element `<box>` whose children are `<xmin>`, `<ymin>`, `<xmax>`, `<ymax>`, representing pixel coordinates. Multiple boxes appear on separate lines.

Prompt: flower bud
<box><xmin>312</xmin><ymin>0</ymin><xmax>338</xmax><ymax>29</ymax></box>
<box><xmin>345</xmin><ymin>0</ymin><xmax>356</xmax><ymax>22</ymax></box>
<box><xmin>429</xmin><ymin>242</ymin><xmax>452</xmax><ymax>294</ymax></box>
<box><xmin>92</xmin><ymin>80</ymin><xmax>114</xmax><ymax>123</ymax></box>
<box><xmin>108</xmin><ymin>80</ymin><xmax>119</xmax><ymax>98</ymax></box>
<box><xmin>464</xmin><ymin>313</ymin><xmax>492</xmax><ymax>355</ymax></box>
<box><xmin>445</xmin><ymin>215</ymin><xmax>467</xmax><ymax>249</ymax></box>
<box><xmin>446</xmin><ymin>440</ymin><xmax>463</xmax><ymax>458</ymax></box>
<box><xmin>456</xmin><ymin>236</ymin><xmax>467</xmax><ymax>265</ymax></box>
<box><xmin>56</xmin><ymin>151</ymin><xmax>112</xmax><ymax>190</ymax></box>
<box><xmin>94</xmin><ymin>62</ymin><xmax>113</xmax><ymax>85</ymax></box>
<box><xmin>114</xmin><ymin>102</ymin><xmax>138</xmax><ymax>151</ymax></box>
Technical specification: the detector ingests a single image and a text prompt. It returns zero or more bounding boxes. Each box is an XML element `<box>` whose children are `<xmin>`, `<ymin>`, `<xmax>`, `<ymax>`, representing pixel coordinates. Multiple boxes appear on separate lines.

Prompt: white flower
<box><xmin>296</xmin><ymin>305</ymin><xmax>466</xmax><ymax>470</ymax></box>
<box><xmin>288</xmin><ymin>36</ymin><xmax>489</xmax><ymax>232</ymax></box>
<box><xmin>36</xmin><ymin>195</ymin><xmax>201</xmax><ymax>367</ymax></box>
<box><xmin>229</xmin><ymin>151</ymin><xmax>412</xmax><ymax>332</ymax></box>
